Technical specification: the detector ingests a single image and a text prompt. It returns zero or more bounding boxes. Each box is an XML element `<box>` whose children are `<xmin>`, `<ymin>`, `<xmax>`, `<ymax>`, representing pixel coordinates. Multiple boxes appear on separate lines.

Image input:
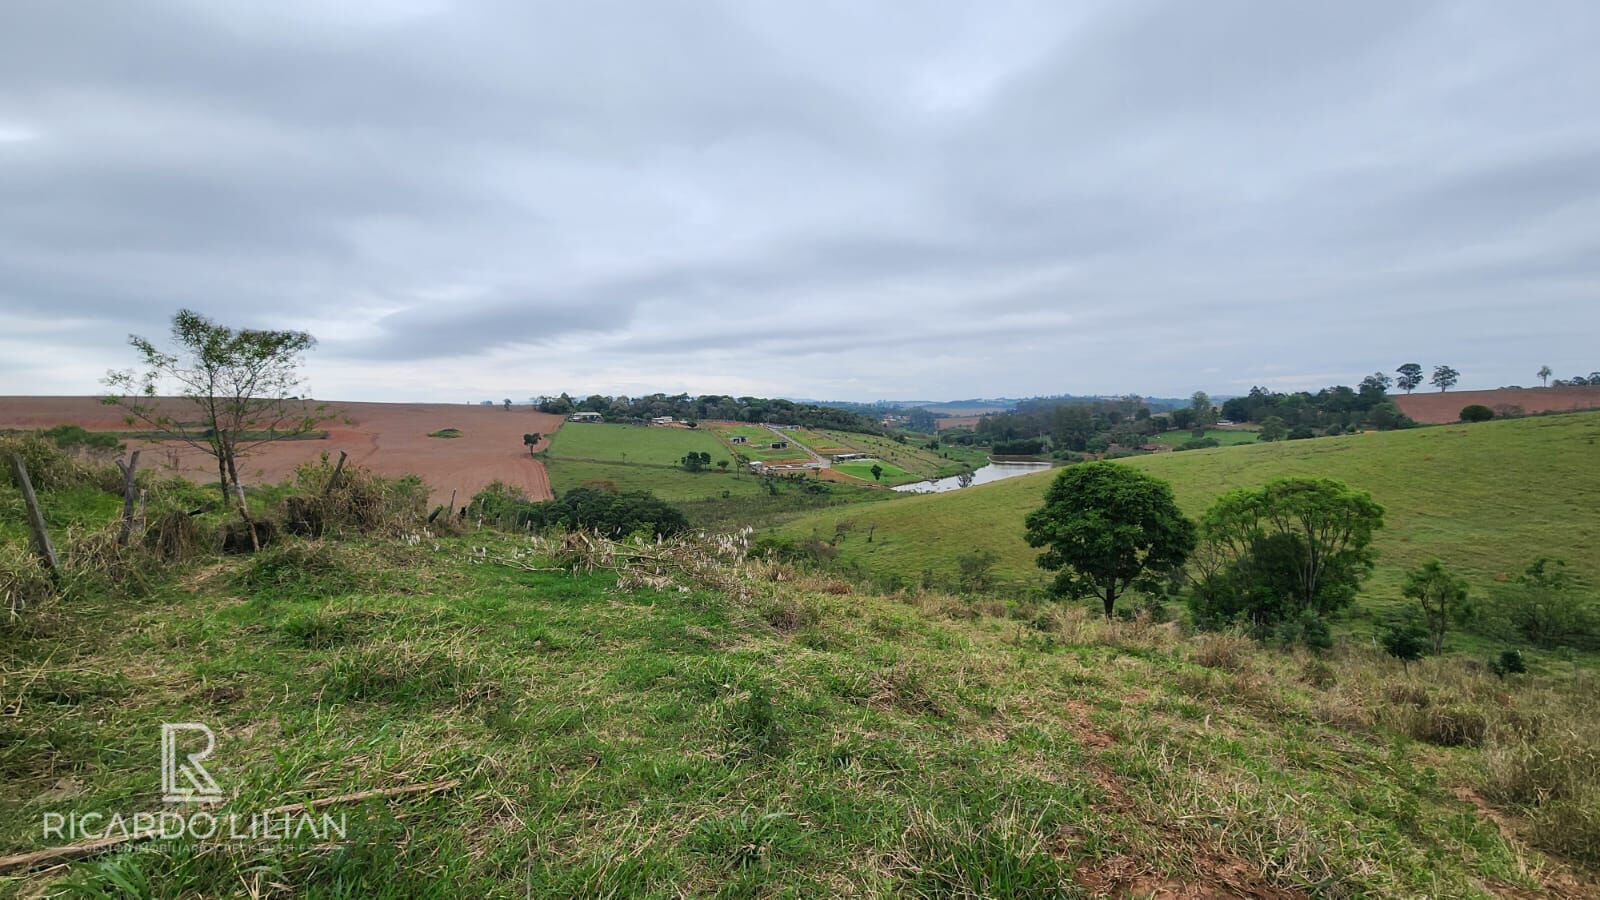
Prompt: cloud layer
<box><xmin>3</xmin><ymin>0</ymin><xmax>1598</xmax><ymax>401</ymax></box>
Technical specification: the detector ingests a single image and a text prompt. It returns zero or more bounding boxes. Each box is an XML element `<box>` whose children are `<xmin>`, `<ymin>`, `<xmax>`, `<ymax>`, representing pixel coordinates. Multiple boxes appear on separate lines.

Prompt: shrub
<box><xmin>1488</xmin><ymin>649</ymin><xmax>1526</xmax><ymax>678</ymax></box>
<box><xmin>1459</xmin><ymin>404</ymin><xmax>1494</xmax><ymax>423</ymax></box>
<box><xmin>1482</xmin><ymin>558</ymin><xmax>1598</xmax><ymax>650</ymax></box>
<box><xmin>471</xmin><ymin>485</ymin><xmax>689</xmax><ymax>539</ymax></box>
<box><xmin>1175</xmin><ymin>436</ymin><xmax>1220</xmax><ymax>452</ymax></box>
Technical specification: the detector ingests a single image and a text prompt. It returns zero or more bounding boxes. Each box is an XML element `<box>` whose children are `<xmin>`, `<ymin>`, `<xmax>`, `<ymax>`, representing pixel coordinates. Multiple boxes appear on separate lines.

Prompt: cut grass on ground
<box><xmin>2</xmin><ymin>532</ymin><xmax>1590</xmax><ymax>896</ymax></box>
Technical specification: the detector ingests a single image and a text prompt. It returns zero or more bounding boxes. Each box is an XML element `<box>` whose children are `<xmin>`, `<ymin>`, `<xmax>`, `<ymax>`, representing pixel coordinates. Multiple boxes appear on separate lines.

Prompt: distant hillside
<box><xmin>775</xmin><ymin>412</ymin><xmax>1600</xmax><ymax>603</ymax></box>
<box><xmin>1394</xmin><ymin>386</ymin><xmax>1600</xmax><ymax>424</ymax></box>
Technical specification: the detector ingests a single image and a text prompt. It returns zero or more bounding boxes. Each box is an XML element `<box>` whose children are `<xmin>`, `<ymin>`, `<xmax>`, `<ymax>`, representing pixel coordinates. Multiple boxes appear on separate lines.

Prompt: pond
<box><xmin>892</xmin><ymin>460</ymin><xmax>1053</xmax><ymax>494</ymax></box>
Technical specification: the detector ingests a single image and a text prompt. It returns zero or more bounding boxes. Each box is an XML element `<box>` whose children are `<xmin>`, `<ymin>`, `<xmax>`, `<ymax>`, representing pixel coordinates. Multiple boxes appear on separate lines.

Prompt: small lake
<box><xmin>893</xmin><ymin>460</ymin><xmax>1054</xmax><ymax>494</ymax></box>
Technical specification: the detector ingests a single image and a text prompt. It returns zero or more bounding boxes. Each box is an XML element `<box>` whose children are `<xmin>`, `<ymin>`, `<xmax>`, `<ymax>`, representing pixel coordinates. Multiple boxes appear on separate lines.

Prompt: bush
<box><xmin>1482</xmin><ymin>558</ymin><xmax>1598</xmax><ymax>650</ymax></box>
<box><xmin>471</xmin><ymin>485</ymin><xmax>689</xmax><ymax>539</ymax></box>
<box><xmin>1175</xmin><ymin>436</ymin><xmax>1220</xmax><ymax>452</ymax></box>
<box><xmin>1459</xmin><ymin>404</ymin><xmax>1494</xmax><ymax>423</ymax></box>
<box><xmin>1488</xmin><ymin>649</ymin><xmax>1526</xmax><ymax>678</ymax></box>
<box><xmin>1193</xmin><ymin>632</ymin><xmax>1252</xmax><ymax>671</ymax></box>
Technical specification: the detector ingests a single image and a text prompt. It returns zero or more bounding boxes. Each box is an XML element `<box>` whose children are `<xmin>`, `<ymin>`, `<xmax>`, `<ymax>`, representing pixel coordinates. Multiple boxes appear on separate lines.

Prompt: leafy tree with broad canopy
<box><xmin>1024</xmin><ymin>462</ymin><xmax>1195</xmax><ymax>618</ymax></box>
<box><xmin>104</xmin><ymin>309</ymin><xmax>328</xmax><ymax>509</ymax></box>
<box><xmin>1430</xmin><ymin>365</ymin><xmax>1460</xmax><ymax>392</ymax></box>
<box><xmin>1395</xmin><ymin>363</ymin><xmax>1423</xmax><ymax>394</ymax></box>
<box><xmin>1190</xmin><ymin>477</ymin><xmax>1384</xmax><ymax>629</ymax></box>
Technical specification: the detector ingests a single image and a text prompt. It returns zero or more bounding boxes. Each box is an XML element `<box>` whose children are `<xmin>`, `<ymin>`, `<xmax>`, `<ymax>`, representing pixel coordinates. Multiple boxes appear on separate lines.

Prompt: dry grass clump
<box><xmin>0</xmin><ymin>541</ymin><xmax>53</xmax><ymax>617</ymax></box>
<box><xmin>1192</xmin><ymin>632</ymin><xmax>1254</xmax><ymax>672</ymax></box>
<box><xmin>284</xmin><ymin>455</ymin><xmax>430</xmax><ymax>537</ymax></box>
<box><xmin>1479</xmin><ymin>673</ymin><xmax>1600</xmax><ymax>865</ymax></box>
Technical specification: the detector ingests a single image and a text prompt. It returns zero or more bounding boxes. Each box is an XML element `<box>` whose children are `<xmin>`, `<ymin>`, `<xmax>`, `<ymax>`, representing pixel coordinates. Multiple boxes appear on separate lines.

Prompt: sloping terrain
<box><xmin>1394</xmin><ymin>387</ymin><xmax>1600</xmax><ymax>424</ymax></box>
<box><xmin>775</xmin><ymin>412</ymin><xmax>1600</xmax><ymax>601</ymax></box>
<box><xmin>0</xmin><ymin>397</ymin><xmax>564</xmax><ymax>504</ymax></box>
<box><xmin>2</xmin><ymin>533</ymin><xmax>1594</xmax><ymax>896</ymax></box>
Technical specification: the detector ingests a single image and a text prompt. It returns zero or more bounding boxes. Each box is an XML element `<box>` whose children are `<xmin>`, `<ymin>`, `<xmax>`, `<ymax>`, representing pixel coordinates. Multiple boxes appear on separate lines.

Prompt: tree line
<box><xmin>534</xmin><ymin>392</ymin><xmax>880</xmax><ymax>433</ymax></box>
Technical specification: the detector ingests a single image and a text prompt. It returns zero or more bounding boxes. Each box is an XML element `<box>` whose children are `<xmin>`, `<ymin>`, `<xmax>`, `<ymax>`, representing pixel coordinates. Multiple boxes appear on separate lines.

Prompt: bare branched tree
<box><xmin>103</xmin><ymin>310</ymin><xmax>331</xmax><ymax>523</ymax></box>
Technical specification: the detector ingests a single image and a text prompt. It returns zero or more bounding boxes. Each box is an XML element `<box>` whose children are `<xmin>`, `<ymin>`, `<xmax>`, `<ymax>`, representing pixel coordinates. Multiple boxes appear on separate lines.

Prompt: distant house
<box><xmin>568</xmin><ymin>412</ymin><xmax>602</xmax><ymax>422</ymax></box>
<box><xmin>730</xmin><ymin>435</ymin><xmax>747</xmax><ymax>445</ymax></box>
<box><xmin>770</xmin><ymin>440</ymin><xmax>789</xmax><ymax>449</ymax></box>
<box><xmin>650</xmin><ymin>416</ymin><xmax>675</xmax><ymax>426</ymax></box>
<box><xmin>832</xmin><ymin>453</ymin><xmax>870</xmax><ymax>462</ymax></box>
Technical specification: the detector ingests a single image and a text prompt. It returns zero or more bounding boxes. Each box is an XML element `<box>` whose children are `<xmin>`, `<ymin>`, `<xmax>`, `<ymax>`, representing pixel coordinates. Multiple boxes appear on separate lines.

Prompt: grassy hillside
<box><xmin>3</xmin><ymin>532</ymin><xmax>1594</xmax><ymax>895</ymax></box>
<box><xmin>1150</xmin><ymin>427</ymin><xmax>1260</xmax><ymax>448</ymax></box>
<box><xmin>547</xmin><ymin>422</ymin><xmax>735</xmax><ymax>468</ymax></box>
<box><xmin>776</xmin><ymin>412</ymin><xmax>1600</xmax><ymax>604</ymax></box>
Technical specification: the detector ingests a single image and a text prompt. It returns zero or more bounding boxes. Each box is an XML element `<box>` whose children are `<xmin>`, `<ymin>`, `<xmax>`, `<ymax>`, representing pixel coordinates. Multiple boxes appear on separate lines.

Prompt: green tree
<box><xmin>1402</xmin><ymin>559</ymin><xmax>1471</xmax><ymax>654</ymax></box>
<box><xmin>681</xmin><ymin>451</ymin><xmax>711</xmax><ymax>472</ymax></box>
<box><xmin>503</xmin><ymin>398</ymin><xmax>512</xmax><ymax>411</ymax></box>
<box><xmin>716</xmin><ymin>459</ymin><xmax>729</xmax><ymax>471</ymax></box>
<box><xmin>1257</xmin><ymin>416</ymin><xmax>1288</xmax><ymax>442</ymax></box>
<box><xmin>1024</xmin><ymin>462</ymin><xmax>1196</xmax><ymax>618</ymax></box>
<box><xmin>522</xmin><ymin>433</ymin><xmax>542</xmax><ymax>456</ymax></box>
<box><xmin>869</xmin><ymin>463</ymin><xmax>884</xmax><ymax>481</ymax></box>
<box><xmin>1395</xmin><ymin>363</ymin><xmax>1423</xmax><ymax>394</ymax></box>
<box><xmin>956</xmin><ymin>549</ymin><xmax>1000</xmax><ymax>592</ymax></box>
<box><xmin>1430</xmin><ymin>365</ymin><xmax>1459</xmax><ymax>392</ymax></box>
<box><xmin>1459</xmin><ymin>404</ymin><xmax>1493</xmax><ymax>423</ymax></box>
<box><xmin>1381</xmin><ymin>621</ymin><xmax>1428</xmax><ymax>671</ymax></box>
<box><xmin>1537</xmin><ymin>365</ymin><xmax>1552</xmax><ymax>387</ymax></box>
<box><xmin>1191</xmin><ymin>478</ymin><xmax>1383</xmax><ymax>626</ymax></box>
<box><xmin>104</xmin><ymin>309</ymin><xmax>327</xmax><ymax>509</ymax></box>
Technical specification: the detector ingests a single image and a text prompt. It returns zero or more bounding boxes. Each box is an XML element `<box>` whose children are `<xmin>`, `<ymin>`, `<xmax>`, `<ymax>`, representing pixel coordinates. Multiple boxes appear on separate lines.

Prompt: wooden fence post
<box><xmin>115</xmin><ymin>450</ymin><xmax>141</xmax><ymax>546</ymax></box>
<box><xmin>8</xmin><ymin>454</ymin><xmax>58</xmax><ymax>576</ymax></box>
<box><xmin>321</xmin><ymin>450</ymin><xmax>348</xmax><ymax>497</ymax></box>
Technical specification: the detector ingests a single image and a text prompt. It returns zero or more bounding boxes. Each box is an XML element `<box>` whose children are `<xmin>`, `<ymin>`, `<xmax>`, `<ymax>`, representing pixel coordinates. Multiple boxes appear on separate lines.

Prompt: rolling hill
<box><xmin>775</xmin><ymin>412</ymin><xmax>1600</xmax><ymax>603</ymax></box>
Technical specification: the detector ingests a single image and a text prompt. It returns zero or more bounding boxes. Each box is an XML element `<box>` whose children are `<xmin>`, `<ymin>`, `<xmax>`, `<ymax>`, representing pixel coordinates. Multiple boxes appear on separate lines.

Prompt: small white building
<box><xmin>568</xmin><ymin>412</ymin><xmax>602</xmax><ymax>422</ymax></box>
<box><xmin>650</xmin><ymin>416</ymin><xmax>675</xmax><ymax>426</ymax></box>
<box><xmin>730</xmin><ymin>435</ymin><xmax>747</xmax><ymax>444</ymax></box>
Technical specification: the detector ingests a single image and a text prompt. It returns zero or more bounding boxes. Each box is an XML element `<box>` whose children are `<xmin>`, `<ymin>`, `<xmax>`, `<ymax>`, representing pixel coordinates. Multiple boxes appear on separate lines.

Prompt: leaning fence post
<box><xmin>115</xmin><ymin>449</ymin><xmax>141</xmax><ymax>546</ymax></box>
<box><xmin>8</xmin><ymin>454</ymin><xmax>59</xmax><ymax>577</ymax></box>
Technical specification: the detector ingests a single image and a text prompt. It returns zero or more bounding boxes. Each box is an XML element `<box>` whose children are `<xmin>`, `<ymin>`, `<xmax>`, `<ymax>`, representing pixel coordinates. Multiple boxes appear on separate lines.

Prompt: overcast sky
<box><xmin>3</xmin><ymin>1</ymin><xmax>1597</xmax><ymax>403</ymax></box>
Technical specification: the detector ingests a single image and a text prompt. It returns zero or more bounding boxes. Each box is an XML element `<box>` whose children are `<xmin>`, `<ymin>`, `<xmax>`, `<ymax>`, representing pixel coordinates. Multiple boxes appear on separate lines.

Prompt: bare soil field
<box><xmin>1393</xmin><ymin>386</ymin><xmax>1600</xmax><ymax>424</ymax></box>
<box><xmin>0</xmin><ymin>396</ymin><xmax>564</xmax><ymax>504</ymax></box>
<box><xmin>934</xmin><ymin>415</ymin><xmax>985</xmax><ymax>431</ymax></box>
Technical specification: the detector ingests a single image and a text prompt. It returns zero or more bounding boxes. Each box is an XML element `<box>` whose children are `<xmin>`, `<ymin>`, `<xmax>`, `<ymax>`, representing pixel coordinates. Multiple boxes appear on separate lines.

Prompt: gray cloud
<box><xmin>2</xmin><ymin>0</ymin><xmax>1598</xmax><ymax>400</ymax></box>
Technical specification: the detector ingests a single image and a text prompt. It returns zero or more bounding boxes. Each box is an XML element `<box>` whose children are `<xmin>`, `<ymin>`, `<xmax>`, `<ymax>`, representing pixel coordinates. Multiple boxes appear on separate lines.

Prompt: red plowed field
<box><xmin>0</xmin><ymin>397</ymin><xmax>564</xmax><ymax>504</ymax></box>
<box><xmin>1393</xmin><ymin>386</ymin><xmax>1600</xmax><ymax>424</ymax></box>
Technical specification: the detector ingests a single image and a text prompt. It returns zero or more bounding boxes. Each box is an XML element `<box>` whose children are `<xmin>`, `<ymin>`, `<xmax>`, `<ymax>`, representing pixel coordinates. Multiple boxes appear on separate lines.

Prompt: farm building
<box><xmin>650</xmin><ymin>416</ymin><xmax>675</xmax><ymax>426</ymax></box>
<box><xmin>770</xmin><ymin>440</ymin><xmax>789</xmax><ymax>449</ymax></box>
<box><xmin>832</xmin><ymin>452</ymin><xmax>870</xmax><ymax>462</ymax></box>
<box><xmin>729</xmin><ymin>435</ymin><xmax>747</xmax><ymax>444</ymax></box>
<box><xmin>568</xmin><ymin>411</ymin><xmax>602</xmax><ymax>422</ymax></box>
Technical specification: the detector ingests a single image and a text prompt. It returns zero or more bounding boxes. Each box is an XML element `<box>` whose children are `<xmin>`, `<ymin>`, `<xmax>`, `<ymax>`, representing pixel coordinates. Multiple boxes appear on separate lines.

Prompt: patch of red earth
<box><xmin>1393</xmin><ymin>386</ymin><xmax>1600</xmax><ymax>424</ymax></box>
<box><xmin>0</xmin><ymin>396</ymin><xmax>564</xmax><ymax>505</ymax></box>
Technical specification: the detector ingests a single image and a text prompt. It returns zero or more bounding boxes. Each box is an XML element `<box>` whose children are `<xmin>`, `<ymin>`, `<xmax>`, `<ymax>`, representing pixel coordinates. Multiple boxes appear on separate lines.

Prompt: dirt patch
<box><xmin>1392</xmin><ymin>386</ymin><xmax>1600</xmax><ymax>424</ymax></box>
<box><xmin>0</xmin><ymin>396</ymin><xmax>564</xmax><ymax>504</ymax></box>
